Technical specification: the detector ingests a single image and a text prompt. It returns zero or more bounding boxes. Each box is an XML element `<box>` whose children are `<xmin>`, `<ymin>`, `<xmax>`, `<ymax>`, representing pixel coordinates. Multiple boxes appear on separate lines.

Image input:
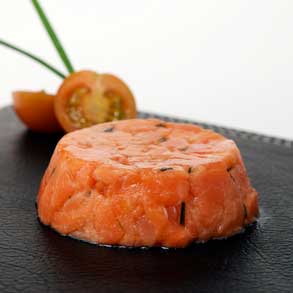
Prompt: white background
<box><xmin>0</xmin><ymin>0</ymin><xmax>292</xmax><ymax>139</ymax></box>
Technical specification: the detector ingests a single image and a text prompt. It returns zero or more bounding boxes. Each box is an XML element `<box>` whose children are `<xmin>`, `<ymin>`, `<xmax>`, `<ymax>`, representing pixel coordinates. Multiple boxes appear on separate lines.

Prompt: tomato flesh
<box><xmin>55</xmin><ymin>71</ymin><xmax>137</xmax><ymax>132</ymax></box>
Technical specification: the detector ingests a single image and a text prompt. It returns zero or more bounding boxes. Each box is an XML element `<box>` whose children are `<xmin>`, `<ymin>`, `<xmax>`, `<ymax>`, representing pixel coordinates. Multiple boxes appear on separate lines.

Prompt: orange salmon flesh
<box><xmin>37</xmin><ymin>119</ymin><xmax>259</xmax><ymax>248</ymax></box>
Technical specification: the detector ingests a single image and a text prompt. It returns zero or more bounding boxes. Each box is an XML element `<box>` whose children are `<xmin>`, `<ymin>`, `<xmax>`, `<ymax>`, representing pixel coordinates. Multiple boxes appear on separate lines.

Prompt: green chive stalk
<box><xmin>31</xmin><ymin>0</ymin><xmax>74</xmax><ymax>74</ymax></box>
<box><xmin>0</xmin><ymin>39</ymin><xmax>66</xmax><ymax>79</ymax></box>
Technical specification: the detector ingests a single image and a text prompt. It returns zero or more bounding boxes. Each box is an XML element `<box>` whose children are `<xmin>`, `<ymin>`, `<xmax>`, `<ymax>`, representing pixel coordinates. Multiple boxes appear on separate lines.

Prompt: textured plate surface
<box><xmin>0</xmin><ymin>107</ymin><xmax>292</xmax><ymax>293</ymax></box>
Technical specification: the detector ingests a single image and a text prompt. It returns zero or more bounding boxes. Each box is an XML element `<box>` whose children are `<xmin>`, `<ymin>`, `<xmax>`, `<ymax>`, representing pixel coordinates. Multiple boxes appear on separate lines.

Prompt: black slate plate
<box><xmin>0</xmin><ymin>106</ymin><xmax>292</xmax><ymax>293</ymax></box>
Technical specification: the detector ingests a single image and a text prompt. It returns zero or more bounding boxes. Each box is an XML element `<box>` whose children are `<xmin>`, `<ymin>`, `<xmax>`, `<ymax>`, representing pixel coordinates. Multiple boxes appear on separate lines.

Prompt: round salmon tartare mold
<box><xmin>37</xmin><ymin>119</ymin><xmax>259</xmax><ymax>248</ymax></box>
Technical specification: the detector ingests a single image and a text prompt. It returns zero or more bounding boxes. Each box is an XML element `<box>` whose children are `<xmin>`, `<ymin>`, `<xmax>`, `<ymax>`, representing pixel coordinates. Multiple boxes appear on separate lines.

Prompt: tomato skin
<box><xmin>54</xmin><ymin>70</ymin><xmax>137</xmax><ymax>133</ymax></box>
<box><xmin>13</xmin><ymin>91</ymin><xmax>62</xmax><ymax>133</ymax></box>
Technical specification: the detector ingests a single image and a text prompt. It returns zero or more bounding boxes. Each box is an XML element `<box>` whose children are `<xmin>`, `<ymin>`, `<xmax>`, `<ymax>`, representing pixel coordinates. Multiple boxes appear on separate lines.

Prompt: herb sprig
<box><xmin>180</xmin><ymin>202</ymin><xmax>185</xmax><ymax>225</ymax></box>
<box><xmin>0</xmin><ymin>39</ymin><xmax>66</xmax><ymax>79</ymax></box>
<box><xmin>31</xmin><ymin>0</ymin><xmax>74</xmax><ymax>74</ymax></box>
<box><xmin>0</xmin><ymin>0</ymin><xmax>74</xmax><ymax>79</ymax></box>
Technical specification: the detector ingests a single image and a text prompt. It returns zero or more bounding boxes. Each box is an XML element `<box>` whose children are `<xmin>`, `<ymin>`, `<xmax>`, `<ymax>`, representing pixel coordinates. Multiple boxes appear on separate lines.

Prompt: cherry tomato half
<box><xmin>54</xmin><ymin>70</ymin><xmax>137</xmax><ymax>132</ymax></box>
<box><xmin>13</xmin><ymin>91</ymin><xmax>62</xmax><ymax>133</ymax></box>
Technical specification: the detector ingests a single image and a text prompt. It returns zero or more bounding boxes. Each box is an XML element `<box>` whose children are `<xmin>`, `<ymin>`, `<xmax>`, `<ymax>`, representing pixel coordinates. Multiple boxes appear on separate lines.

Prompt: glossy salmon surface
<box><xmin>37</xmin><ymin>119</ymin><xmax>259</xmax><ymax>248</ymax></box>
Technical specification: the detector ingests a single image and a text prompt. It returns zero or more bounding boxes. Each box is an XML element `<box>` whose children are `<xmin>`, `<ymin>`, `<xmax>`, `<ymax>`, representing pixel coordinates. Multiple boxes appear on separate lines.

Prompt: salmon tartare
<box><xmin>37</xmin><ymin>119</ymin><xmax>259</xmax><ymax>248</ymax></box>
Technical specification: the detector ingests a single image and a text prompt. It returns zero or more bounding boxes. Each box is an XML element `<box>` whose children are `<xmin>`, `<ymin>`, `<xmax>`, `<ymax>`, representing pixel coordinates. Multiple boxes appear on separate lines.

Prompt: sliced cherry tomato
<box><xmin>13</xmin><ymin>91</ymin><xmax>62</xmax><ymax>133</ymax></box>
<box><xmin>54</xmin><ymin>70</ymin><xmax>137</xmax><ymax>132</ymax></box>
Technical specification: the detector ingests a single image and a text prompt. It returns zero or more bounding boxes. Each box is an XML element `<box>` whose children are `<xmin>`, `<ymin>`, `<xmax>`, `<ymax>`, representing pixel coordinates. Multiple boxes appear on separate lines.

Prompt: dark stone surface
<box><xmin>0</xmin><ymin>107</ymin><xmax>292</xmax><ymax>292</ymax></box>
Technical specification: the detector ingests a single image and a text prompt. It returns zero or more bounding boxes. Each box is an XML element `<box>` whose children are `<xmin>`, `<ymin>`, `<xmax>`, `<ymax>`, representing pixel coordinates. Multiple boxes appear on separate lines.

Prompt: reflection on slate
<box><xmin>0</xmin><ymin>107</ymin><xmax>292</xmax><ymax>292</ymax></box>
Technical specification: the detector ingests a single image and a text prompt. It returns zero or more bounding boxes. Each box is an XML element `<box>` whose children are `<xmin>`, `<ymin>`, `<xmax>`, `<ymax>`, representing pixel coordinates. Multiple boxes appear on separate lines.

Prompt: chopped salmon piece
<box><xmin>37</xmin><ymin>119</ymin><xmax>259</xmax><ymax>248</ymax></box>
